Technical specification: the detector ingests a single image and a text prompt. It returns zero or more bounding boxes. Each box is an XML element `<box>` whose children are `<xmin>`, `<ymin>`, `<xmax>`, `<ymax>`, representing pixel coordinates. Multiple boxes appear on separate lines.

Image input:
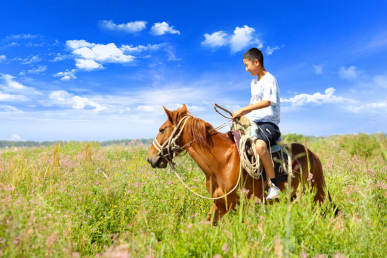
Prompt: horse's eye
<box><xmin>159</xmin><ymin>128</ymin><xmax>165</xmax><ymax>133</ymax></box>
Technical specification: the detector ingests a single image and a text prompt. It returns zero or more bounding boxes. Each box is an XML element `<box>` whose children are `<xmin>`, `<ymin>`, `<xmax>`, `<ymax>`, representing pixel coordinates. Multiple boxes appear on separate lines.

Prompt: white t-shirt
<box><xmin>245</xmin><ymin>72</ymin><xmax>280</xmax><ymax>125</ymax></box>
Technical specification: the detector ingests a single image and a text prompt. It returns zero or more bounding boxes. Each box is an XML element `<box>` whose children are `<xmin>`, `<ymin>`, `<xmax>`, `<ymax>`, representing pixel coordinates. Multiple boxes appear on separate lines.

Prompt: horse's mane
<box><xmin>186</xmin><ymin>116</ymin><xmax>216</xmax><ymax>149</ymax></box>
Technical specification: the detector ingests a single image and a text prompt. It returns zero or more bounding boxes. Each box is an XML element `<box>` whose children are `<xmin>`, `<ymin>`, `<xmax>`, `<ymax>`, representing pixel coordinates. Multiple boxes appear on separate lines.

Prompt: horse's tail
<box><xmin>308</xmin><ymin>149</ymin><xmax>326</xmax><ymax>203</ymax></box>
<box><xmin>290</xmin><ymin>143</ymin><xmax>327</xmax><ymax>203</ymax></box>
<box><xmin>307</xmin><ymin>146</ymin><xmax>340</xmax><ymax>215</ymax></box>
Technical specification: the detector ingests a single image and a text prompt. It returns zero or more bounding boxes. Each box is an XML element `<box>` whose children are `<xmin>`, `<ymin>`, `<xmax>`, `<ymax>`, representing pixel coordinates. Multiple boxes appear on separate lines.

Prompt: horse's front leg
<box><xmin>206</xmin><ymin>187</ymin><xmax>238</xmax><ymax>225</ymax></box>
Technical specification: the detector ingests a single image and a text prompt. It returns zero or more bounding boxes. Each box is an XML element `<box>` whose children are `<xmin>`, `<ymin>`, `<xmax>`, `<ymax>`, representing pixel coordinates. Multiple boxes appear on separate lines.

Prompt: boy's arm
<box><xmin>232</xmin><ymin>100</ymin><xmax>270</xmax><ymax>120</ymax></box>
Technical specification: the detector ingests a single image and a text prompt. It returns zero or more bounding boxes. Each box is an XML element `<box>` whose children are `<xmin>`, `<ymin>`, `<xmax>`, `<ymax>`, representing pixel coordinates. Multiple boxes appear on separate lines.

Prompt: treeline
<box><xmin>0</xmin><ymin>138</ymin><xmax>153</xmax><ymax>148</ymax></box>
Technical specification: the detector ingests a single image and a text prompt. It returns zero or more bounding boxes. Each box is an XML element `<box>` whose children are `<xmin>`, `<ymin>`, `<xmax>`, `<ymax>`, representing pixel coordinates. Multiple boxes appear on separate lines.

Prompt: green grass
<box><xmin>0</xmin><ymin>135</ymin><xmax>386</xmax><ymax>257</ymax></box>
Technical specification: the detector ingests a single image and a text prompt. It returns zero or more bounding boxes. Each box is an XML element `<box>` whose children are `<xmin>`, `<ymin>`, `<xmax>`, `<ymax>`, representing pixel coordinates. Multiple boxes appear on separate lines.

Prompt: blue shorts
<box><xmin>250</xmin><ymin>122</ymin><xmax>281</xmax><ymax>147</ymax></box>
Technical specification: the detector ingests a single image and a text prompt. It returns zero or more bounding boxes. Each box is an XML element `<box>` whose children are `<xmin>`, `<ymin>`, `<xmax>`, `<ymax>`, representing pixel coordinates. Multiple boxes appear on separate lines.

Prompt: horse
<box><xmin>147</xmin><ymin>104</ymin><xmax>329</xmax><ymax>224</ymax></box>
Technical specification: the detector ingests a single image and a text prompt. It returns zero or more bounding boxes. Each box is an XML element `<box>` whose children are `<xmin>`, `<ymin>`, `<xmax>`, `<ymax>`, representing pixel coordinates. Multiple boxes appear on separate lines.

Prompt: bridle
<box><xmin>152</xmin><ymin>114</ymin><xmax>193</xmax><ymax>164</ymax></box>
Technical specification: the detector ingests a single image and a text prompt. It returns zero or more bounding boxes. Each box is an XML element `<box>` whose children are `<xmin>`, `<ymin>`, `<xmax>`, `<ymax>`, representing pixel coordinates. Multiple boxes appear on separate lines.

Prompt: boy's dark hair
<box><xmin>243</xmin><ymin>48</ymin><xmax>264</xmax><ymax>67</ymax></box>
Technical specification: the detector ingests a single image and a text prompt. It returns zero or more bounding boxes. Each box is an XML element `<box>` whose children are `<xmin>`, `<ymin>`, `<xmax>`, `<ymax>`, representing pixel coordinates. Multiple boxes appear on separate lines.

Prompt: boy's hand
<box><xmin>232</xmin><ymin>108</ymin><xmax>245</xmax><ymax>121</ymax></box>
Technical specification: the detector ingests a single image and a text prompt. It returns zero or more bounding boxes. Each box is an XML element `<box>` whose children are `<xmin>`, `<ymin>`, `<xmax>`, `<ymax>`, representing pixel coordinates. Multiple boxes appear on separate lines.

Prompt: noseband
<box><xmin>152</xmin><ymin>114</ymin><xmax>192</xmax><ymax>163</ymax></box>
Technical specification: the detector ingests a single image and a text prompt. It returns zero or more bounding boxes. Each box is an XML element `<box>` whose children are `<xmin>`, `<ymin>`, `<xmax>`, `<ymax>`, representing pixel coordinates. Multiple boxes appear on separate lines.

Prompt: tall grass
<box><xmin>0</xmin><ymin>134</ymin><xmax>386</xmax><ymax>257</ymax></box>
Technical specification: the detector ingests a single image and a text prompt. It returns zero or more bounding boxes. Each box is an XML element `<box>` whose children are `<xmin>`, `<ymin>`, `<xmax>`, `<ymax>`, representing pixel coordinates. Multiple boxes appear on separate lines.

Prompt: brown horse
<box><xmin>147</xmin><ymin>104</ymin><xmax>328</xmax><ymax>224</ymax></box>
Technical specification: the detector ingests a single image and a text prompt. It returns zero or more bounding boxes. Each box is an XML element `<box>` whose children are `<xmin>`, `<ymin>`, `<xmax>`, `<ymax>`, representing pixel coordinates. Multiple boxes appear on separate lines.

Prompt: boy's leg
<box><xmin>255</xmin><ymin>139</ymin><xmax>275</xmax><ymax>180</ymax></box>
<box><xmin>255</xmin><ymin>139</ymin><xmax>280</xmax><ymax>199</ymax></box>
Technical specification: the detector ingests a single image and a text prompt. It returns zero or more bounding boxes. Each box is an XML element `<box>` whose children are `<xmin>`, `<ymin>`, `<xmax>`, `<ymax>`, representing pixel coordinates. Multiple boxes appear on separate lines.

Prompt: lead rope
<box><xmin>170</xmin><ymin>161</ymin><xmax>242</xmax><ymax>200</ymax></box>
<box><xmin>153</xmin><ymin>114</ymin><xmax>242</xmax><ymax>200</ymax></box>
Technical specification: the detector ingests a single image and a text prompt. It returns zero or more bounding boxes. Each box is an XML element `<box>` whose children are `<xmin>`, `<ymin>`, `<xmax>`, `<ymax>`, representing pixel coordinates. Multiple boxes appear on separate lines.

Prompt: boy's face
<box><xmin>243</xmin><ymin>58</ymin><xmax>261</xmax><ymax>76</ymax></box>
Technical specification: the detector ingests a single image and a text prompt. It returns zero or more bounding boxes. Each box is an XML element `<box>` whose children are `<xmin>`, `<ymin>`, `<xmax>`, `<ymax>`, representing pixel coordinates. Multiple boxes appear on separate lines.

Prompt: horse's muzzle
<box><xmin>147</xmin><ymin>155</ymin><xmax>168</xmax><ymax>168</ymax></box>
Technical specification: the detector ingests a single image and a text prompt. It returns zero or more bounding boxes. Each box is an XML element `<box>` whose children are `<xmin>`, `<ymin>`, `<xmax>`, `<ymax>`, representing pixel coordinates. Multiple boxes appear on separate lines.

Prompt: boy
<box><xmin>232</xmin><ymin>47</ymin><xmax>281</xmax><ymax>200</ymax></box>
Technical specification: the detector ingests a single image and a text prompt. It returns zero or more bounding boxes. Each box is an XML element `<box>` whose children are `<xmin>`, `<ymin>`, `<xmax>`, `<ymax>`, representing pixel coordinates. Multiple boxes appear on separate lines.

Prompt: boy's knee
<box><xmin>255</xmin><ymin>139</ymin><xmax>267</xmax><ymax>154</ymax></box>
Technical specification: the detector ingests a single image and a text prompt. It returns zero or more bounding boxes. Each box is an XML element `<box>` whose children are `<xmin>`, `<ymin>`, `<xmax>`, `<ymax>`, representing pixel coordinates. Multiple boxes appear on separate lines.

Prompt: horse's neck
<box><xmin>183</xmin><ymin>131</ymin><xmax>236</xmax><ymax>177</ymax></box>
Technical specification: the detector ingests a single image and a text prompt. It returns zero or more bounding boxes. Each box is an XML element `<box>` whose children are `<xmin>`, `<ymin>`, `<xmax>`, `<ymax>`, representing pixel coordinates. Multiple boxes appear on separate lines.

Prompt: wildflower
<box><xmin>241</xmin><ymin>188</ymin><xmax>250</xmax><ymax>197</ymax></box>
<box><xmin>307</xmin><ymin>172</ymin><xmax>314</xmax><ymax>182</ymax></box>
<box><xmin>274</xmin><ymin>237</ymin><xmax>283</xmax><ymax>258</ymax></box>
<box><xmin>222</xmin><ymin>243</ymin><xmax>228</xmax><ymax>253</ymax></box>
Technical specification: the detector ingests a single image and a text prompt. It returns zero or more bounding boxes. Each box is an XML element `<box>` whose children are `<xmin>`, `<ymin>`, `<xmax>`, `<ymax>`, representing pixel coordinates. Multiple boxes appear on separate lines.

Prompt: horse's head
<box><xmin>147</xmin><ymin>104</ymin><xmax>190</xmax><ymax>168</ymax></box>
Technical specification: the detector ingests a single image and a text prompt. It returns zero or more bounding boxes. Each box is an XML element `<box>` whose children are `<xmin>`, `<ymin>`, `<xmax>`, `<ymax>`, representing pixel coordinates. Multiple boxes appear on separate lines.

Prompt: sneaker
<box><xmin>266</xmin><ymin>184</ymin><xmax>280</xmax><ymax>200</ymax></box>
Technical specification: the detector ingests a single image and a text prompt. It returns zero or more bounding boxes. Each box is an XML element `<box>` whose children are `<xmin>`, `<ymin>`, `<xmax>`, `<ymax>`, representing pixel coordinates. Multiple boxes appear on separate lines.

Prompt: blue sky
<box><xmin>1</xmin><ymin>0</ymin><xmax>386</xmax><ymax>141</ymax></box>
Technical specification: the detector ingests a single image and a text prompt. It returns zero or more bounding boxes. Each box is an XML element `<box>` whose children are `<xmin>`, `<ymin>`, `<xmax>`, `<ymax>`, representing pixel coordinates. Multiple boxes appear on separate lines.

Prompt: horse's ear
<box><xmin>163</xmin><ymin>106</ymin><xmax>173</xmax><ymax>122</ymax></box>
<box><xmin>181</xmin><ymin>104</ymin><xmax>188</xmax><ymax>113</ymax></box>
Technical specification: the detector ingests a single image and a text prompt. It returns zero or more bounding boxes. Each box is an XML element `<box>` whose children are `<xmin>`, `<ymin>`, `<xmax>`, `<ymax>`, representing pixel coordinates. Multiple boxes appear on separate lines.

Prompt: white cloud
<box><xmin>281</xmin><ymin>87</ymin><xmax>354</xmax><ymax>106</ymax></box>
<box><xmin>202</xmin><ymin>25</ymin><xmax>264</xmax><ymax>53</ymax></box>
<box><xmin>54</xmin><ymin>69</ymin><xmax>77</xmax><ymax>80</ymax></box>
<box><xmin>66</xmin><ymin>40</ymin><xmax>93</xmax><ymax>49</ymax></box>
<box><xmin>121</xmin><ymin>43</ymin><xmax>162</xmax><ymax>52</ymax></box>
<box><xmin>0</xmin><ymin>92</ymin><xmax>26</xmax><ymax>101</ymax></box>
<box><xmin>346</xmin><ymin>100</ymin><xmax>387</xmax><ymax>113</ymax></box>
<box><xmin>49</xmin><ymin>90</ymin><xmax>106</xmax><ymax>112</ymax></box>
<box><xmin>151</xmin><ymin>22</ymin><xmax>180</xmax><ymax>35</ymax></box>
<box><xmin>265</xmin><ymin>45</ymin><xmax>280</xmax><ymax>55</ymax></box>
<box><xmin>136</xmin><ymin>105</ymin><xmax>155</xmax><ymax>112</ymax></box>
<box><xmin>75</xmin><ymin>59</ymin><xmax>103</xmax><ymax>70</ymax></box>
<box><xmin>201</xmin><ymin>31</ymin><xmax>228</xmax><ymax>47</ymax></box>
<box><xmin>66</xmin><ymin>40</ymin><xmax>135</xmax><ymax>72</ymax></box>
<box><xmin>230</xmin><ymin>25</ymin><xmax>259</xmax><ymax>53</ymax></box>
<box><xmin>313</xmin><ymin>64</ymin><xmax>324</xmax><ymax>75</ymax></box>
<box><xmin>0</xmin><ymin>55</ymin><xmax>6</xmax><ymax>62</ymax></box>
<box><xmin>27</xmin><ymin>65</ymin><xmax>47</xmax><ymax>74</ymax></box>
<box><xmin>21</xmin><ymin>55</ymin><xmax>41</xmax><ymax>64</ymax></box>
<box><xmin>100</xmin><ymin>20</ymin><xmax>146</xmax><ymax>33</ymax></box>
<box><xmin>52</xmin><ymin>53</ymin><xmax>71</xmax><ymax>62</ymax></box>
<box><xmin>339</xmin><ymin>66</ymin><xmax>359</xmax><ymax>80</ymax></box>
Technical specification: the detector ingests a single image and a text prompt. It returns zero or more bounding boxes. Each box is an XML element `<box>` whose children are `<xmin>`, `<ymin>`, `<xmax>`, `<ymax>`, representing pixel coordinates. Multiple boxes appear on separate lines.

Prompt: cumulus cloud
<box><xmin>281</xmin><ymin>87</ymin><xmax>354</xmax><ymax>106</ymax></box>
<box><xmin>202</xmin><ymin>25</ymin><xmax>264</xmax><ymax>53</ymax></box>
<box><xmin>100</xmin><ymin>20</ymin><xmax>147</xmax><ymax>33</ymax></box>
<box><xmin>66</xmin><ymin>40</ymin><xmax>135</xmax><ymax>72</ymax></box>
<box><xmin>60</xmin><ymin>40</ymin><xmax>167</xmax><ymax>79</ymax></box>
<box><xmin>0</xmin><ymin>55</ymin><xmax>6</xmax><ymax>62</ymax></box>
<box><xmin>54</xmin><ymin>69</ymin><xmax>77</xmax><ymax>80</ymax></box>
<box><xmin>71</xmin><ymin>42</ymin><xmax>134</xmax><ymax>63</ymax></box>
<box><xmin>339</xmin><ymin>66</ymin><xmax>359</xmax><ymax>80</ymax></box>
<box><xmin>49</xmin><ymin>90</ymin><xmax>106</xmax><ymax>112</ymax></box>
<box><xmin>75</xmin><ymin>59</ymin><xmax>103</xmax><ymax>70</ymax></box>
<box><xmin>313</xmin><ymin>64</ymin><xmax>324</xmax><ymax>75</ymax></box>
<box><xmin>151</xmin><ymin>22</ymin><xmax>180</xmax><ymax>35</ymax></box>
<box><xmin>230</xmin><ymin>25</ymin><xmax>258</xmax><ymax>53</ymax></box>
<box><xmin>66</xmin><ymin>40</ymin><xmax>93</xmax><ymax>49</ymax></box>
<box><xmin>201</xmin><ymin>31</ymin><xmax>228</xmax><ymax>47</ymax></box>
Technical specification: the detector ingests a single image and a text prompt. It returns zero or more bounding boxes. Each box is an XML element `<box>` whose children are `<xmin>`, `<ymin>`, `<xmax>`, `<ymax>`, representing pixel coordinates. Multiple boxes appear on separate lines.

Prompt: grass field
<box><xmin>0</xmin><ymin>134</ymin><xmax>386</xmax><ymax>257</ymax></box>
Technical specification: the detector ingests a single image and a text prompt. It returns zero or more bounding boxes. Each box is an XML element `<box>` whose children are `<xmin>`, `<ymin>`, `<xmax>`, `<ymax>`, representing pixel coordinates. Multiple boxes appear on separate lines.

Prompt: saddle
<box><xmin>227</xmin><ymin>116</ymin><xmax>294</xmax><ymax>182</ymax></box>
